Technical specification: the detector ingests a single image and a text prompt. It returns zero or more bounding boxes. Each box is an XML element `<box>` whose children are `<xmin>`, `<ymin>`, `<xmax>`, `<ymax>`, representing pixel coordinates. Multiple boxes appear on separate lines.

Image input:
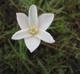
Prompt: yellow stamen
<box><xmin>28</xmin><ymin>25</ymin><xmax>39</xmax><ymax>35</ymax></box>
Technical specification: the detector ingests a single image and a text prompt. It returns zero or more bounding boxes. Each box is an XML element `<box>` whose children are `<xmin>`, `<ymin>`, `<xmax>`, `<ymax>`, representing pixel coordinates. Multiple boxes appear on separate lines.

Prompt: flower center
<box><xmin>28</xmin><ymin>25</ymin><xmax>39</xmax><ymax>35</ymax></box>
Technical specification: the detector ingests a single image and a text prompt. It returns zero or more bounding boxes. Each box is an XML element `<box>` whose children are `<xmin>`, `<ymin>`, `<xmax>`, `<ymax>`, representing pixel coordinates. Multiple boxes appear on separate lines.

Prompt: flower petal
<box><xmin>29</xmin><ymin>4</ymin><xmax>38</xmax><ymax>25</ymax></box>
<box><xmin>16</xmin><ymin>13</ymin><xmax>28</xmax><ymax>29</ymax></box>
<box><xmin>37</xmin><ymin>30</ymin><xmax>55</xmax><ymax>43</ymax></box>
<box><xmin>39</xmin><ymin>13</ymin><xmax>54</xmax><ymax>30</ymax></box>
<box><xmin>12</xmin><ymin>29</ymin><xmax>31</xmax><ymax>40</ymax></box>
<box><xmin>24</xmin><ymin>37</ymin><xmax>40</xmax><ymax>53</ymax></box>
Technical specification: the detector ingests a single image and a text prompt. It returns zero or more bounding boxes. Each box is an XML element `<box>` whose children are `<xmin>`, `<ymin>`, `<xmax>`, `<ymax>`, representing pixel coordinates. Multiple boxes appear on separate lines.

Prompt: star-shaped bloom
<box><xmin>12</xmin><ymin>4</ymin><xmax>55</xmax><ymax>53</ymax></box>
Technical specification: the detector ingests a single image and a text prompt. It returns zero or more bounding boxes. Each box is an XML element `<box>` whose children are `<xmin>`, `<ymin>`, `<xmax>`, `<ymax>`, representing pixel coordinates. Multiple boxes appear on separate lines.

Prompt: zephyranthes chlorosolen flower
<box><xmin>12</xmin><ymin>4</ymin><xmax>55</xmax><ymax>53</ymax></box>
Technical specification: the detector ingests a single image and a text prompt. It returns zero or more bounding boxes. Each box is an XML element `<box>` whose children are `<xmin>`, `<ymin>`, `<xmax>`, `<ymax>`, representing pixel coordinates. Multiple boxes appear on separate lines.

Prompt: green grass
<box><xmin>0</xmin><ymin>0</ymin><xmax>80</xmax><ymax>74</ymax></box>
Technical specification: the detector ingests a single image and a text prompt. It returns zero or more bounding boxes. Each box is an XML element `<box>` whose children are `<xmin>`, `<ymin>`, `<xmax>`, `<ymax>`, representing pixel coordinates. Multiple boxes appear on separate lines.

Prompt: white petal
<box><xmin>37</xmin><ymin>30</ymin><xmax>55</xmax><ymax>43</ymax></box>
<box><xmin>24</xmin><ymin>37</ymin><xmax>40</xmax><ymax>53</ymax></box>
<box><xmin>12</xmin><ymin>29</ymin><xmax>31</xmax><ymax>40</ymax></box>
<box><xmin>29</xmin><ymin>5</ymin><xmax>38</xmax><ymax>25</ymax></box>
<box><xmin>39</xmin><ymin>13</ymin><xmax>54</xmax><ymax>30</ymax></box>
<box><xmin>16</xmin><ymin>13</ymin><xmax>28</xmax><ymax>29</ymax></box>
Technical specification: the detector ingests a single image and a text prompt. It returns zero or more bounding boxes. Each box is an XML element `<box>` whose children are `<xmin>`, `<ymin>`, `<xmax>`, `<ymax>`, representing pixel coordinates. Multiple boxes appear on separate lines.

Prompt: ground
<box><xmin>0</xmin><ymin>0</ymin><xmax>80</xmax><ymax>74</ymax></box>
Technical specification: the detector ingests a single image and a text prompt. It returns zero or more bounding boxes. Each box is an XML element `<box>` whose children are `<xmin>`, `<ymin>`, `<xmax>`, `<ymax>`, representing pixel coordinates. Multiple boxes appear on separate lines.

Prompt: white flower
<box><xmin>11</xmin><ymin>4</ymin><xmax>55</xmax><ymax>53</ymax></box>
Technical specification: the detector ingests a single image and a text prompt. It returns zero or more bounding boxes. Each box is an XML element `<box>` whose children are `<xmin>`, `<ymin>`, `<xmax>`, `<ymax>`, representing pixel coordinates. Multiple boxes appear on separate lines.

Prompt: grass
<box><xmin>0</xmin><ymin>0</ymin><xmax>80</xmax><ymax>74</ymax></box>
